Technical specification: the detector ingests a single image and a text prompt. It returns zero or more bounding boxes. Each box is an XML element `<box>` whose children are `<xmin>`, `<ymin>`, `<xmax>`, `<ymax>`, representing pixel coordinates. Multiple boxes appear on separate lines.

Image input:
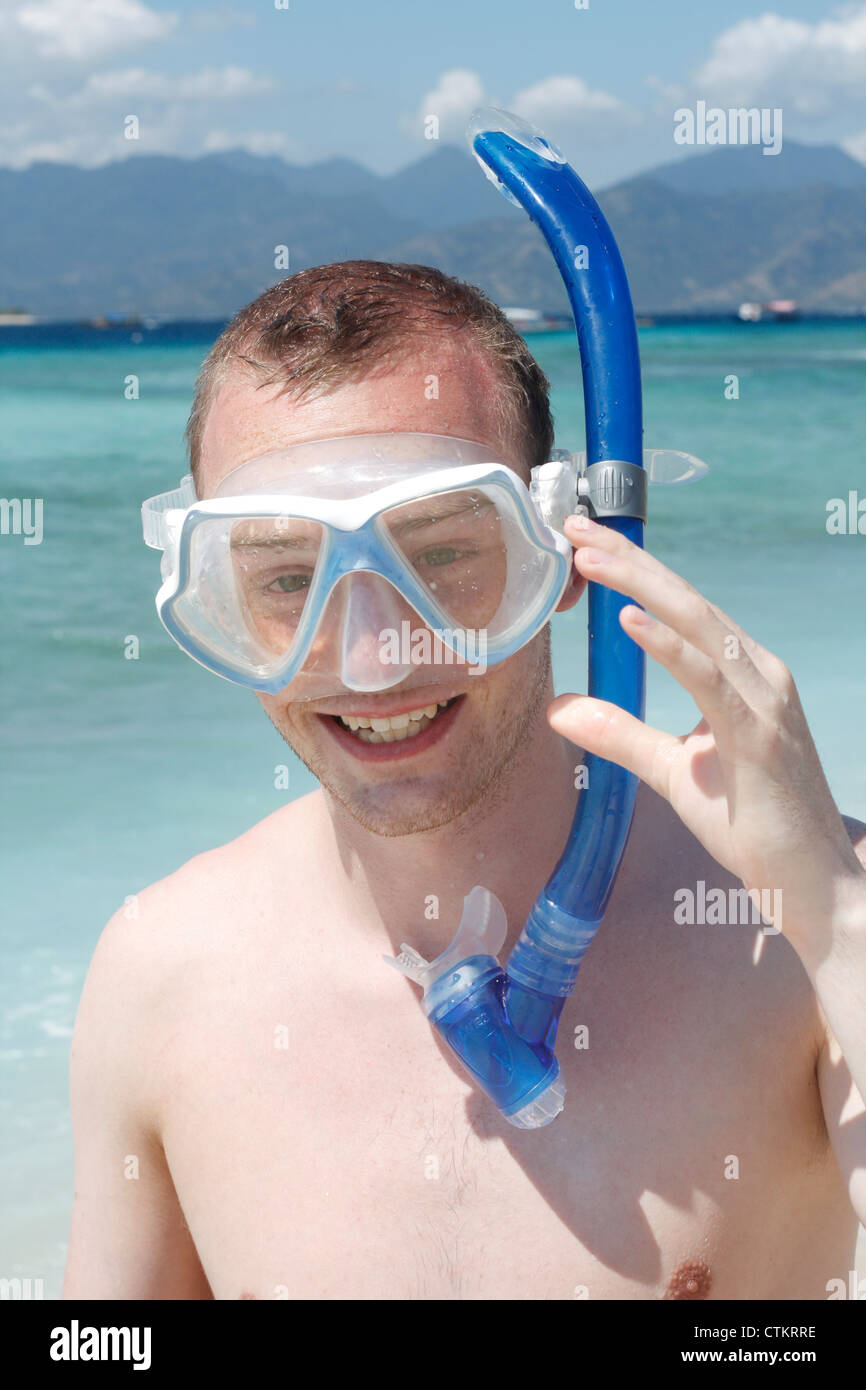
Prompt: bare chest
<box><xmin>156</xmin><ymin>941</ymin><xmax>849</xmax><ymax>1301</ymax></box>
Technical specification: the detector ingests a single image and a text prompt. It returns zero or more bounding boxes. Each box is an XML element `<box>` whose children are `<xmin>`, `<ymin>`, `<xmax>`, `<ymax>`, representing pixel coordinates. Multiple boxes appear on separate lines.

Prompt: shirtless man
<box><xmin>63</xmin><ymin>262</ymin><xmax>866</xmax><ymax>1301</ymax></box>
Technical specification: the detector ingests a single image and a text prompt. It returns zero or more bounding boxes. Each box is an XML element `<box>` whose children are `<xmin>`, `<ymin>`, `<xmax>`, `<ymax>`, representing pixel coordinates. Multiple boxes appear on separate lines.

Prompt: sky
<box><xmin>2</xmin><ymin>0</ymin><xmax>866</xmax><ymax>185</ymax></box>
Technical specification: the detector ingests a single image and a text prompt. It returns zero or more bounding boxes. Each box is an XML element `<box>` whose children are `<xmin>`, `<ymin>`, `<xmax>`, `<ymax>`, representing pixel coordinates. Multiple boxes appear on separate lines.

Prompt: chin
<box><xmin>328</xmin><ymin>772</ymin><xmax>488</xmax><ymax>838</ymax></box>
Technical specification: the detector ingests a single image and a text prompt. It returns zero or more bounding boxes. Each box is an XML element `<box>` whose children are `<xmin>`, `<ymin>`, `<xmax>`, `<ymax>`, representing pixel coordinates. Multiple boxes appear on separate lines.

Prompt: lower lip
<box><xmin>318</xmin><ymin>697</ymin><xmax>464</xmax><ymax>761</ymax></box>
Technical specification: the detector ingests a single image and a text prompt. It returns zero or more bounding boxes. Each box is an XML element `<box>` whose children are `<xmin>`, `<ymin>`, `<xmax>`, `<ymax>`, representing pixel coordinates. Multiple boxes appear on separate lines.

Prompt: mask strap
<box><xmin>530</xmin><ymin>448</ymin><xmax>709</xmax><ymax>531</ymax></box>
<box><xmin>142</xmin><ymin>474</ymin><xmax>198</xmax><ymax>550</ymax></box>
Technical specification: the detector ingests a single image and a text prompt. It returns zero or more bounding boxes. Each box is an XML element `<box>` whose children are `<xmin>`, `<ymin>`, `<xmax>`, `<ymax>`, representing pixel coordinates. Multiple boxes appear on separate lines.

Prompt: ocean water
<box><xmin>1</xmin><ymin>319</ymin><xmax>865</xmax><ymax>1294</ymax></box>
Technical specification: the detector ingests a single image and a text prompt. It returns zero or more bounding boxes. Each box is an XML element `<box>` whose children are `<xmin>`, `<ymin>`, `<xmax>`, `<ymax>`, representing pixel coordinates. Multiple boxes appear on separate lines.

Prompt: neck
<box><xmin>320</xmin><ymin>692</ymin><xmax>580</xmax><ymax>962</ymax></box>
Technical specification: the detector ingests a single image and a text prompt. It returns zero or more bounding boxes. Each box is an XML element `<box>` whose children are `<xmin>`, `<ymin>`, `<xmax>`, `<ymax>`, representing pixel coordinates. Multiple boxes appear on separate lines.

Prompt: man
<box><xmin>63</xmin><ymin>261</ymin><xmax>866</xmax><ymax>1300</ymax></box>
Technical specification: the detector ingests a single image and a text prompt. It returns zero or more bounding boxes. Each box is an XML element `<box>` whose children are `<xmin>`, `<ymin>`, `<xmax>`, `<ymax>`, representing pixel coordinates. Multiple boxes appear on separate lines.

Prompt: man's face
<box><xmin>198</xmin><ymin>334</ymin><xmax>581</xmax><ymax>836</ymax></box>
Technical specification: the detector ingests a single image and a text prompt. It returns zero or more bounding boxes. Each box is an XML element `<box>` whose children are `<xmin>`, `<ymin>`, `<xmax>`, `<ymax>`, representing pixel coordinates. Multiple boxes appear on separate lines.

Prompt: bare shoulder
<box><xmin>63</xmin><ymin>791</ymin><xmax>332</xmax><ymax>1299</ymax></box>
<box><xmin>71</xmin><ymin>789</ymin><xmax>327</xmax><ymax>1120</ymax></box>
<box><xmin>102</xmin><ymin>786</ymin><xmax>326</xmax><ymax>960</ymax></box>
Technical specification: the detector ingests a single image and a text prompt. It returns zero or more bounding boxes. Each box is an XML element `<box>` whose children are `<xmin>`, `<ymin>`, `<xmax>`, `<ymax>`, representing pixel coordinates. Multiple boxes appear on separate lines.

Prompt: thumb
<box><xmin>548</xmin><ymin>693</ymin><xmax>678</xmax><ymax>797</ymax></box>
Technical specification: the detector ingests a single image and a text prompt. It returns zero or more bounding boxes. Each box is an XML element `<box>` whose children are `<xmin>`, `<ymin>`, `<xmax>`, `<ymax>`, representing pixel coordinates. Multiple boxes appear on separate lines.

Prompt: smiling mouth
<box><xmin>332</xmin><ymin>698</ymin><xmax>457</xmax><ymax>744</ymax></box>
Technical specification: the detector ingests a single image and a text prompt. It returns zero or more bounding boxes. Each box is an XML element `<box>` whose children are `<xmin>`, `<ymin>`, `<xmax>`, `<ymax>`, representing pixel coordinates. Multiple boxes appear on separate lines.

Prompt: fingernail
<box><xmin>627</xmin><ymin>605</ymin><xmax>654</xmax><ymax>626</ymax></box>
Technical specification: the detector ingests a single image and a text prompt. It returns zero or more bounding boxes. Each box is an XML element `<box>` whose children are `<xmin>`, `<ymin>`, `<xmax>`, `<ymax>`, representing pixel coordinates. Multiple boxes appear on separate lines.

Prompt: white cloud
<box><xmin>694</xmin><ymin>5</ymin><xmax>866</xmax><ymax>116</ymax></box>
<box><xmin>842</xmin><ymin>129</ymin><xmax>866</xmax><ymax>165</ymax></box>
<box><xmin>644</xmin><ymin>73</ymin><xmax>687</xmax><ymax>109</ymax></box>
<box><xmin>10</xmin><ymin>0</ymin><xmax>176</xmax><ymax>61</ymax></box>
<box><xmin>406</xmin><ymin>68</ymin><xmax>486</xmax><ymax>142</ymax></box>
<box><xmin>0</xmin><ymin>65</ymin><xmax>282</xmax><ymax>166</ymax></box>
<box><xmin>0</xmin><ymin>0</ymin><xmax>283</xmax><ymax>169</ymax></box>
<box><xmin>513</xmin><ymin>73</ymin><xmax>636</xmax><ymax>148</ymax></box>
<box><xmin>513</xmin><ymin>74</ymin><xmax>622</xmax><ymax>121</ymax></box>
<box><xmin>67</xmin><ymin>65</ymin><xmax>275</xmax><ymax>106</ymax></box>
<box><xmin>0</xmin><ymin>121</ymin><xmax>118</xmax><ymax>164</ymax></box>
<box><xmin>187</xmin><ymin>4</ymin><xmax>257</xmax><ymax>32</ymax></box>
<box><xmin>402</xmin><ymin>67</ymin><xmax>634</xmax><ymax>151</ymax></box>
<box><xmin>202</xmin><ymin>128</ymin><xmax>307</xmax><ymax>160</ymax></box>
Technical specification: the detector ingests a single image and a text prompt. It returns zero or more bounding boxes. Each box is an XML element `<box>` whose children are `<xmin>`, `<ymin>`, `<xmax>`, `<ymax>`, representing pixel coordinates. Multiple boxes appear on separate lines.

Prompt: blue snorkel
<box><xmin>387</xmin><ymin>107</ymin><xmax>650</xmax><ymax>1127</ymax></box>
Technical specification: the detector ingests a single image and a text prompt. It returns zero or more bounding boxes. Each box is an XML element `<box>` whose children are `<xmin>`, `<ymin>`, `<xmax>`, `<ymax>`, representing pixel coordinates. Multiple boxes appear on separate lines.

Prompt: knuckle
<box><xmin>758</xmin><ymin>650</ymin><xmax>799</xmax><ymax>715</ymax></box>
<box><xmin>745</xmin><ymin>640</ymin><xmax>795</xmax><ymax>699</ymax></box>
<box><xmin>754</xmin><ymin>717</ymin><xmax>788</xmax><ymax>761</ymax></box>
<box><xmin>661</xmin><ymin>628</ymin><xmax>686</xmax><ymax>662</ymax></box>
<box><xmin>682</xmin><ymin>595</ymin><xmax>715</xmax><ymax>642</ymax></box>
<box><xmin>772</xmin><ymin>659</ymin><xmax>797</xmax><ymax>702</ymax></box>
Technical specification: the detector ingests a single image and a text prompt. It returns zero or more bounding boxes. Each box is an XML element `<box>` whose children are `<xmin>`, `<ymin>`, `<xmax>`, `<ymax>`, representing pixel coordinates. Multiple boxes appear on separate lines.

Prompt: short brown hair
<box><xmin>185</xmin><ymin>260</ymin><xmax>554</xmax><ymax>487</ymax></box>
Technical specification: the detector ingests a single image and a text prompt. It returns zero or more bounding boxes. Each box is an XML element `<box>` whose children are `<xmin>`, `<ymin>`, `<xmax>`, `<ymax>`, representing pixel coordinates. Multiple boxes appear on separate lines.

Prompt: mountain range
<box><xmin>2</xmin><ymin>138</ymin><xmax>865</xmax><ymax>318</ymax></box>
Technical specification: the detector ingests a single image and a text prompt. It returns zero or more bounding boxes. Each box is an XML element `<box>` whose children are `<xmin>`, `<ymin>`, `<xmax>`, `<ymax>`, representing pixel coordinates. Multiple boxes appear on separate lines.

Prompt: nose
<box><xmin>328</xmin><ymin>571</ymin><xmax>420</xmax><ymax>692</ymax></box>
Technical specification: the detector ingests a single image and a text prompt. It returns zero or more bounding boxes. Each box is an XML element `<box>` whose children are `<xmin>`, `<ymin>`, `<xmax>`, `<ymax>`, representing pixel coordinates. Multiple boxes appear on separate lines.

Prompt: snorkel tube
<box><xmin>387</xmin><ymin>107</ymin><xmax>646</xmax><ymax>1127</ymax></box>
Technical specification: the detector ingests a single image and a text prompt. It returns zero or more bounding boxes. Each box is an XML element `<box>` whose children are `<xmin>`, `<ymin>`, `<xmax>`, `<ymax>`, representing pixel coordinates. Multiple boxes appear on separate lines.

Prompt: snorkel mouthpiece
<box><xmin>386</xmin><ymin>887</ymin><xmax>566</xmax><ymax>1127</ymax></box>
<box><xmin>386</xmin><ymin>106</ymin><xmax>650</xmax><ymax>1127</ymax></box>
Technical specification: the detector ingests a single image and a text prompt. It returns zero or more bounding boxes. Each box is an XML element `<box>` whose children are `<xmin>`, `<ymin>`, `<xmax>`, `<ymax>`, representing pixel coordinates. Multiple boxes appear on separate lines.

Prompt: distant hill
<box><xmin>0</xmin><ymin>155</ymin><xmax>423</xmax><ymax>320</ymax></box>
<box><xmin>647</xmin><ymin>140</ymin><xmax>866</xmax><ymax>196</ymax></box>
<box><xmin>1</xmin><ymin>138</ymin><xmax>865</xmax><ymax>318</ymax></box>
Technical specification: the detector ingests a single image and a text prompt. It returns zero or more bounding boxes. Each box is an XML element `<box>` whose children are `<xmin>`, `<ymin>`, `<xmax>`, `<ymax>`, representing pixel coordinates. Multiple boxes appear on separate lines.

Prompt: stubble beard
<box><xmin>264</xmin><ymin>631</ymin><xmax>554</xmax><ymax>839</ymax></box>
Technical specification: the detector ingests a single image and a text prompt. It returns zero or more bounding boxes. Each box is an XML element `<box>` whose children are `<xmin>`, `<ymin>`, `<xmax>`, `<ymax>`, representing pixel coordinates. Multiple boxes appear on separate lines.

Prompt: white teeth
<box><xmin>337</xmin><ymin>699</ymin><xmax>454</xmax><ymax>743</ymax></box>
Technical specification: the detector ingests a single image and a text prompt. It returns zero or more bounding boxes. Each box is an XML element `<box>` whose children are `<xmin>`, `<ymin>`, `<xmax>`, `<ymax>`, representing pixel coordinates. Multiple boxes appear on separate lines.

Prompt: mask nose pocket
<box><xmin>331</xmin><ymin>571</ymin><xmax>419</xmax><ymax>692</ymax></box>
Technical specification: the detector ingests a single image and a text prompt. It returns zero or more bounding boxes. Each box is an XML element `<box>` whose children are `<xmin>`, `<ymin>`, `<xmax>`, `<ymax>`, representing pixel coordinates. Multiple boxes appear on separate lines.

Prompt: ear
<box><xmin>556</xmin><ymin>555</ymin><xmax>587</xmax><ymax>613</ymax></box>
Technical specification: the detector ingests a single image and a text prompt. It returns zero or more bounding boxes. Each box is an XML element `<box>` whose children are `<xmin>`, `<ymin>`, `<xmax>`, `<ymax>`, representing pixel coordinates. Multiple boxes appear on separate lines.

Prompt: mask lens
<box><xmin>383</xmin><ymin>483</ymin><xmax>559</xmax><ymax>642</ymax></box>
<box><xmin>169</xmin><ymin>515</ymin><xmax>325</xmax><ymax>680</ymax></box>
<box><xmin>383</xmin><ymin>487</ymin><xmax>508</xmax><ymax>631</ymax></box>
<box><xmin>229</xmin><ymin>515</ymin><xmax>323</xmax><ymax>657</ymax></box>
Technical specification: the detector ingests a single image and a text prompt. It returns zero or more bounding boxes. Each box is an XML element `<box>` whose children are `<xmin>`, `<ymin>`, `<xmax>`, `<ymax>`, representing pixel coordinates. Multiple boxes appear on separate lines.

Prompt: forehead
<box><xmin>196</xmin><ymin>334</ymin><xmax>527</xmax><ymax>497</ymax></box>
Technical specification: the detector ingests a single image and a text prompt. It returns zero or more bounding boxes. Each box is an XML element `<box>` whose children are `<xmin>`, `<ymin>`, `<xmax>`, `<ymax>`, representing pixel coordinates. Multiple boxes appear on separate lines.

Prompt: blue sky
<box><xmin>2</xmin><ymin>0</ymin><xmax>866</xmax><ymax>184</ymax></box>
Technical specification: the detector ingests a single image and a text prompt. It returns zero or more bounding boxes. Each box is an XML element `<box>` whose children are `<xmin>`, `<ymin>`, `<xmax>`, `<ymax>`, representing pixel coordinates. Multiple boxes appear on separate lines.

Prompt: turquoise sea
<box><xmin>2</xmin><ymin>319</ymin><xmax>865</xmax><ymax>1294</ymax></box>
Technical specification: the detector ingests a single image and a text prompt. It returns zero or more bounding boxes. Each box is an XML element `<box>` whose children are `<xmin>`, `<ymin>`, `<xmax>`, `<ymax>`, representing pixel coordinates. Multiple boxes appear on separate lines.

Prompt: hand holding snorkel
<box><xmin>551</xmin><ymin>513</ymin><xmax>866</xmax><ymax>962</ymax></box>
<box><xmin>389</xmin><ymin>106</ymin><xmax>866</xmax><ymax>1133</ymax></box>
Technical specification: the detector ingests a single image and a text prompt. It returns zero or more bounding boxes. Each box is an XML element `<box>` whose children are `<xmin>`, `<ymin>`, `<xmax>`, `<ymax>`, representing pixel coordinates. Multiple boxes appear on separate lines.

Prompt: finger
<box><xmin>548</xmin><ymin>692</ymin><xmax>695</xmax><ymax>803</ymax></box>
<box><xmin>703</xmin><ymin>598</ymin><xmax>797</xmax><ymax>697</ymax></box>
<box><xmin>565</xmin><ymin>517</ymin><xmax>775</xmax><ymax>709</ymax></box>
<box><xmin>566</xmin><ymin>514</ymin><xmax>781</xmax><ymax>685</ymax></box>
<box><xmin>618</xmin><ymin>604</ymin><xmax>752</xmax><ymax>742</ymax></box>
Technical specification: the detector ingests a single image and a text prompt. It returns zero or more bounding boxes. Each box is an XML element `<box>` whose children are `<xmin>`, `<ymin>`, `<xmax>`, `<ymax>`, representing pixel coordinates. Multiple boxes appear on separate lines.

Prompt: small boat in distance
<box><xmin>502</xmin><ymin>307</ymin><xmax>572</xmax><ymax>334</ymax></box>
<box><xmin>765</xmin><ymin>299</ymin><xmax>800</xmax><ymax>321</ymax></box>
<box><xmin>0</xmin><ymin>307</ymin><xmax>36</xmax><ymax>325</ymax></box>
<box><xmin>85</xmin><ymin>312</ymin><xmax>144</xmax><ymax>329</ymax></box>
<box><xmin>737</xmin><ymin>300</ymin><xmax>800</xmax><ymax>323</ymax></box>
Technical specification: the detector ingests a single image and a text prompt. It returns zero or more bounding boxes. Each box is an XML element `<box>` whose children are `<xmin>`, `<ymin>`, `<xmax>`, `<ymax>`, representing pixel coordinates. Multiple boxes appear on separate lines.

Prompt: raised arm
<box><xmin>549</xmin><ymin>514</ymin><xmax>866</xmax><ymax>1226</ymax></box>
<box><xmin>814</xmin><ymin>820</ymin><xmax>866</xmax><ymax>1230</ymax></box>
